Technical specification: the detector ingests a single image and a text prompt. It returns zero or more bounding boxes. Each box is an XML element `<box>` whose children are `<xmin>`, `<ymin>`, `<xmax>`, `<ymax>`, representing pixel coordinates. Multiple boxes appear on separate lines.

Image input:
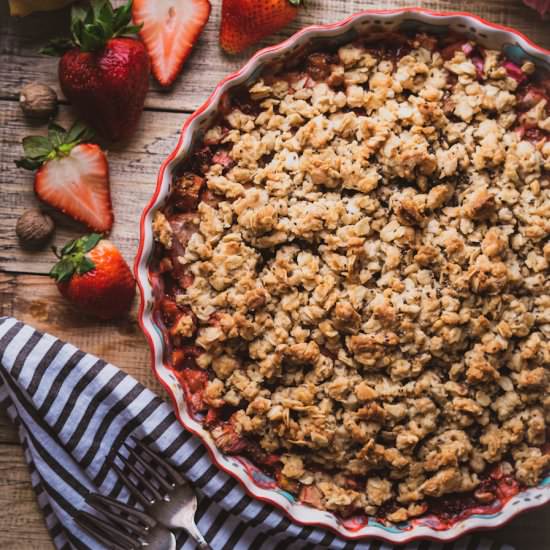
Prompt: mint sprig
<box><xmin>49</xmin><ymin>233</ymin><xmax>103</xmax><ymax>283</ymax></box>
<box><xmin>40</xmin><ymin>0</ymin><xmax>142</xmax><ymax>56</ymax></box>
<box><xmin>15</xmin><ymin>121</ymin><xmax>95</xmax><ymax>171</ymax></box>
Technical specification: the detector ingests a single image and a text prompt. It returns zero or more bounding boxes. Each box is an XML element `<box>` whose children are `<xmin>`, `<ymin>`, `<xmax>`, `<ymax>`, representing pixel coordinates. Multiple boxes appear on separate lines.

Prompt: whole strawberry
<box><xmin>50</xmin><ymin>234</ymin><xmax>136</xmax><ymax>320</ymax></box>
<box><xmin>42</xmin><ymin>0</ymin><xmax>149</xmax><ymax>141</ymax></box>
<box><xmin>16</xmin><ymin>122</ymin><xmax>113</xmax><ymax>233</ymax></box>
<box><xmin>220</xmin><ymin>0</ymin><xmax>302</xmax><ymax>54</ymax></box>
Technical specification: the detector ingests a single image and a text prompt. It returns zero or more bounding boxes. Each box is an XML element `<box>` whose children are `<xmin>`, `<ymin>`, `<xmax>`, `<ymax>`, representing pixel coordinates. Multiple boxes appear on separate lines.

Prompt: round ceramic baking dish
<box><xmin>135</xmin><ymin>8</ymin><xmax>550</xmax><ymax>543</ymax></box>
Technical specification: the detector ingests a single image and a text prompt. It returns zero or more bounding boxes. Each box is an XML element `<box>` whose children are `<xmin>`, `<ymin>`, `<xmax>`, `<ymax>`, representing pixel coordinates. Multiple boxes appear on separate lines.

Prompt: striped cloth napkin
<box><xmin>0</xmin><ymin>316</ymin><xmax>514</xmax><ymax>550</ymax></box>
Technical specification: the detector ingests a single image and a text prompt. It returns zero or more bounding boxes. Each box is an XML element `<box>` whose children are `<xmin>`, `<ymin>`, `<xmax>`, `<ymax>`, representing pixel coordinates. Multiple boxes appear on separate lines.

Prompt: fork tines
<box><xmin>114</xmin><ymin>438</ymin><xmax>186</xmax><ymax>504</ymax></box>
<box><xmin>75</xmin><ymin>492</ymin><xmax>157</xmax><ymax>550</ymax></box>
<box><xmin>131</xmin><ymin>438</ymin><xmax>186</xmax><ymax>485</ymax></box>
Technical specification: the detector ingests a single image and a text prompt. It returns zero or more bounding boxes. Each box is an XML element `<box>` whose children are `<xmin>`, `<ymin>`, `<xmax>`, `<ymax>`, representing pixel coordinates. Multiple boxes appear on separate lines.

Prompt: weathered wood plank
<box><xmin>0</xmin><ymin>100</ymin><xmax>185</xmax><ymax>275</ymax></box>
<box><xmin>0</xmin><ymin>411</ymin><xmax>19</xmax><ymax>445</ymax></box>
<box><xmin>0</xmin><ymin>444</ymin><xmax>52</xmax><ymax>550</ymax></box>
<box><xmin>0</xmin><ymin>0</ymin><xmax>548</xmax><ymax>114</ymax></box>
<box><xmin>0</xmin><ymin>272</ymin><xmax>166</xmax><ymax>445</ymax></box>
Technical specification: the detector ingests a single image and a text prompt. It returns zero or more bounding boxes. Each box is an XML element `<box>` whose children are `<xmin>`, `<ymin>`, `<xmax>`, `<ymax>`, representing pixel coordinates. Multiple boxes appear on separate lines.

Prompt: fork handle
<box><xmin>184</xmin><ymin>520</ymin><xmax>210</xmax><ymax>549</ymax></box>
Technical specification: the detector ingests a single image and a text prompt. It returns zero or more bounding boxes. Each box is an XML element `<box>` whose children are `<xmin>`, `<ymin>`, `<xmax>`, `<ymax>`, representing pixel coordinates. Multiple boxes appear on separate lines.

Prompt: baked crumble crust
<box><xmin>153</xmin><ymin>32</ymin><xmax>549</xmax><ymax>521</ymax></box>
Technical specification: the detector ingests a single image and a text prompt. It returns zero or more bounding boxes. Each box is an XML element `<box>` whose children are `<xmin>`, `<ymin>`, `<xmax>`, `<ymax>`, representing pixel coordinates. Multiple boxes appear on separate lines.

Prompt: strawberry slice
<box><xmin>16</xmin><ymin>122</ymin><xmax>113</xmax><ymax>233</ymax></box>
<box><xmin>36</xmin><ymin>145</ymin><xmax>112</xmax><ymax>233</ymax></box>
<box><xmin>132</xmin><ymin>0</ymin><xmax>211</xmax><ymax>87</ymax></box>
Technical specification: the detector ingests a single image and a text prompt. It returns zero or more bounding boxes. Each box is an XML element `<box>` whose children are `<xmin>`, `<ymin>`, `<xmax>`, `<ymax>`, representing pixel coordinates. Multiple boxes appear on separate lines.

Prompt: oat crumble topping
<box><xmin>153</xmin><ymin>32</ymin><xmax>550</xmax><ymax>521</ymax></box>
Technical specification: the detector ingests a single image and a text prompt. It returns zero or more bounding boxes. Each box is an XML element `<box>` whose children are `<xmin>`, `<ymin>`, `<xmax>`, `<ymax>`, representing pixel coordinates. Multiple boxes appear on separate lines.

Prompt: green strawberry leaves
<box><xmin>40</xmin><ymin>37</ymin><xmax>76</xmax><ymax>57</ymax></box>
<box><xmin>48</xmin><ymin>123</ymin><xmax>69</xmax><ymax>147</ymax></box>
<box><xmin>15</xmin><ymin>121</ymin><xmax>95</xmax><ymax>171</ymax></box>
<box><xmin>50</xmin><ymin>233</ymin><xmax>103</xmax><ymax>283</ymax></box>
<box><xmin>64</xmin><ymin>120</ymin><xmax>96</xmax><ymax>145</ymax></box>
<box><xmin>41</xmin><ymin>0</ymin><xmax>142</xmax><ymax>56</ymax></box>
<box><xmin>60</xmin><ymin>232</ymin><xmax>102</xmax><ymax>256</ymax></box>
<box><xmin>112</xmin><ymin>0</ymin><xmax>138</xmax><ymax>33</ymax></box>
<box><xmin>20</xmin><ymin>136</ymin><xmax>52</xmax><ymax>161</ymax></box>
<box><xmin>15</xmin><ymin>135</ymin><xmax>56</xmax><ymax>170</ymax></box>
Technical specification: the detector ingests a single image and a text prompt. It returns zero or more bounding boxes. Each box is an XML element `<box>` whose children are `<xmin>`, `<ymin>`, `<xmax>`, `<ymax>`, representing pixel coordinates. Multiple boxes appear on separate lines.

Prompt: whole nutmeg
<box><xmin>19</xmin><ymin>82</ymin><xmax>57</xmax><ymax>119</ymax></box>
<box><xmin>16</xmin><ymin>209</ymin><xmax>55</xmax><ymax>249</ymax></box>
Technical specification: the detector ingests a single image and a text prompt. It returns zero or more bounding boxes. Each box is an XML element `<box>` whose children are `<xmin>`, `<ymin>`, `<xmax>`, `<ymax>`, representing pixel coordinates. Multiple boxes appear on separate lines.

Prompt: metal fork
<box><xmin>75</xmin><ymin>493</ymin><xmax>176</xmax><ymax>550</ymax></box>
<box><xmin>112</xmin><ymin>437</ymin><xmax>209</xmax><ymax>549</ymax></box>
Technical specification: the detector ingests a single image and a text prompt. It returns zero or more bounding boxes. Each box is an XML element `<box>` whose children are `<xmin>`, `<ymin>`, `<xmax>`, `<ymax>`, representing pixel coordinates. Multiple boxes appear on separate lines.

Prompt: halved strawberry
<box><xmin>35</xmin><ymin>145</ymin><xmax>112</xmax><ymax>232</ymax></box>
<box><xmin>16</xmin><ymin>122</ymin><xmax>113</xmax><ymax>233</ymax></box>
<box><xmin>132</xmin><ymin>0</ymin><xmax>211</xmax><ymax>87</ymax></box>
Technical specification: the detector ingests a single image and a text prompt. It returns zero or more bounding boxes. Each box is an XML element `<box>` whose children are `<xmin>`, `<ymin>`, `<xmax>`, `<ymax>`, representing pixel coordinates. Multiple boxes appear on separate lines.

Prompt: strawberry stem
<box><xmin>49</xmin><ymin>234</ymin><xmax>103</xmax><ymax>283</ymax></box>
<box><xmin>15</xmin><ymin>121</ymin><xmax>95</xmax><ymax>171</ymax></box>
<box><xmin>41</xmin><ymin>0</ymin><xmax>142</xmax><ymax>56</ymax></box>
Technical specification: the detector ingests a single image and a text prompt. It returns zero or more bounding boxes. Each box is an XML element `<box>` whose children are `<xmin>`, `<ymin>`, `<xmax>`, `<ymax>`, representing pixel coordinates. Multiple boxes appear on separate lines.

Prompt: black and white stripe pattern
<box><xmin>0</xmin><ymin>318</ymin><xmax>514</xmax><ymax>550</ymax></box>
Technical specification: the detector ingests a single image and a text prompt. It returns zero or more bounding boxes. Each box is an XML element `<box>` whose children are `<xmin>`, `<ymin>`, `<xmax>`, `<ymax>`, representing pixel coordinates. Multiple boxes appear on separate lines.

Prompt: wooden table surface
<box><xmin>0</xmin><ymin>0</ymin><xmax>549</xmax><ymax>548</ymax></box>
